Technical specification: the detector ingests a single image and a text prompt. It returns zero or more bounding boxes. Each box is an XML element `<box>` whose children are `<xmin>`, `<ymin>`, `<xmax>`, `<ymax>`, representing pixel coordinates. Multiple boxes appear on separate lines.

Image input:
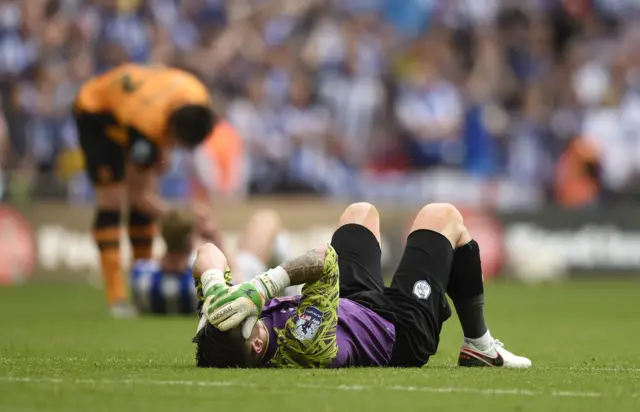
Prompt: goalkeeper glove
<box><xmin>194</xmin><ymin>267</ymin><xmax>232</xmax><ymax>303</ymax></box>
<box><xmin>204</xmin><ymin>267</ymin><xmax>290</xmax><ymax>339</ymax></box>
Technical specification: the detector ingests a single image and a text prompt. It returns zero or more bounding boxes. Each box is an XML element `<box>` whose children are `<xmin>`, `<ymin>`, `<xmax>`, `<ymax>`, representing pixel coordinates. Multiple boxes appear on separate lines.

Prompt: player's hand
<box><xmin>194</xmin><ymin>267</ymin><xmax>232</xmax><ymax>302</ymax></box>
<box><xmin>196</xmin><ymin>268</ymin><xmax>230</xmax><ymax>303</ymax></box>
<box><xmin>155</xmin><ymin>147</ymin><xmax>172</xmax><ymax>174</ymax></box>
<box><xmin>204</xmin><ymin>282</ymin><xmax>266</xmax><ymax>339</ymax></box>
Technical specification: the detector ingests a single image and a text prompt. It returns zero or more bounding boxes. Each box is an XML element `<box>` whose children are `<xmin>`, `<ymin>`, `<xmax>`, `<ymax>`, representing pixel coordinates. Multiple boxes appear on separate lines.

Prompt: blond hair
<box><xmin>161</xmin><ymin>209</ymin><xmax>197</xmax><ymax>254</ymax></box>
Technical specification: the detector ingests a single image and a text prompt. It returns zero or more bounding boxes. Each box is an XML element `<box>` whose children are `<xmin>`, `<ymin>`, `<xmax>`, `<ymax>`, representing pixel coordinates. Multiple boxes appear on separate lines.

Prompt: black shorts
<box><xmin>331</xmin><ymin>224</ymin><xmax>453</xmax><ymax>368</ymax></box>
<box><xmin>74</xmin><ymin>111</ymin><xmax>127</xmax><ymax>184</ymax></box>
<box><xmin>74</xmin><ymin>110</ymin><xmax>159</xmax><ymax>185</ymax></box>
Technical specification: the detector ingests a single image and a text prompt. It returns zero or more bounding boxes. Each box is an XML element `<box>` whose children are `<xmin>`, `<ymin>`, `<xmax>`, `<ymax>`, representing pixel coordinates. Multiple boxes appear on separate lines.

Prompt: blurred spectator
<box><xmin>227</xmin><ymin>69</ymin><xmax>286</xmax><ymax>192</ymax></box>
<box><xmin>2</xmin><ymin>0</ymin><xmax>640</xmax><ymax>208</ymax></box>
<box><xmin>277</xmin><ymin>68</ymin><xmax>332</xmax><ymax>194</ymax></box>
<box><xmin>554</xmin><ymin>136</ymin><xmax>601</xmax><ymax>208</ymax></box>
<box><xmin>0</xmin><ymin>101</ymin><xmax>7</xmax><ymax>199</ymax></box>
<box><xmin>394</xmin><ymin>33</ymin><xmax>464</xmax><ymax>169</ymax></box>
<box><xmin>192</xmin><ymin>120</ymin><xmax>245</xmax><ymax>199</ymax></box>
<box><xmin>318</xmin><ymin>34</ymin><xmax>384</xmax><ymax>168</ymax></box>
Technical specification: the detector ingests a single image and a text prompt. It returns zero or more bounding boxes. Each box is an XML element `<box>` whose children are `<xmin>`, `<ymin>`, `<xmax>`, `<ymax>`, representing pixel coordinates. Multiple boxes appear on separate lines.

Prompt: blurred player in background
<box><xmin>73</xmin><ymin>64</ymin><xmax>217</xmax><ymax>317</ymax></box>
<box><xmin>131</xmin><ymin>208</ymin><xmax>295</xmax><ymax>315</ymax></box>
<box><xmin>131</xmin><ymin>209</ymin><xmax>202</xmax><ymax>315</ymax></box>
<box><xmin>194</xmin><ymin>202</ymin><xmax>531</xmax><ymax>369</ymax></box>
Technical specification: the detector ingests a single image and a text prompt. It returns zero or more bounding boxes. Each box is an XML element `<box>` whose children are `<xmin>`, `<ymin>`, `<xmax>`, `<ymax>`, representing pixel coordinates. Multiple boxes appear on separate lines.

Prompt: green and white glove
<box><xmin>194</xmin><ymin>267</ymin><xmax>232</xmax><ymax>303</ymax></box>
<box><xmin>204</xmin><ymin>282</ymin><xmax>265</xmax><ymax>339</ymax></box>
<box><xmin>204</xmin><ymin>268</ymin><xmax>291</xmax><ymax>339</ymax></box>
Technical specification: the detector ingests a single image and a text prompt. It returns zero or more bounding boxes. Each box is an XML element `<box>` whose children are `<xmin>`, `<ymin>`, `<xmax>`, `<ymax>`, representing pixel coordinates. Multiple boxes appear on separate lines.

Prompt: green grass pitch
<box><xmin>1</xmin><ymin>280</ymin><xmax>639</xmax><ymax>412</ymax></box>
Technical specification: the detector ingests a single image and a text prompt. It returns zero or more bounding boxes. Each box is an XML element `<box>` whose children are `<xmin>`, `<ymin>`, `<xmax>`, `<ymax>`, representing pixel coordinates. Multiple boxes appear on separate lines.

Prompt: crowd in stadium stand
<box><xmin>1</xmin><ymin>0</ymin><xmax>640</xmax><ymax>208</ymax></box>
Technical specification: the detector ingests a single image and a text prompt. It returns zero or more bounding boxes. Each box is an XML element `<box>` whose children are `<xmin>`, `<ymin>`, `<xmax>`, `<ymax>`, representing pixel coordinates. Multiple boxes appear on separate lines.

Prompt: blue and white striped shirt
<box><xmin>131</xmin><ymin>260</ymin><xmax>197</xmax><ymax>315</ymax></box>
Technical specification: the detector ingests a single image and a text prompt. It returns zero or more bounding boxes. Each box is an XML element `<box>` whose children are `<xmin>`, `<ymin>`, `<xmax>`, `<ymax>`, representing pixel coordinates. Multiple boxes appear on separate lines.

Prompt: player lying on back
<box><xmin>131</xmin><ymin>208</ymin><xmax>297</xmax><ymax>315</ymax></box>
<box><xmin>74</xmin><ymin>64</ymin><xmax>216</xmax><ymax>317</ymax></box>
<box><xmin>193</xmin><ymin>202</ymin><xmax>532</xmax><ymax>368</ymax></box>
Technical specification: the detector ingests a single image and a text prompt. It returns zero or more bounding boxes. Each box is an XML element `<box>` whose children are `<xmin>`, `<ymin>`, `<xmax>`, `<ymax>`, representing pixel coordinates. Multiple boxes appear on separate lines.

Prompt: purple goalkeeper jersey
<box><xmin>260</xmin><ymin>296</ymin><xmax>396</xmax><ymax>367</ymax></box>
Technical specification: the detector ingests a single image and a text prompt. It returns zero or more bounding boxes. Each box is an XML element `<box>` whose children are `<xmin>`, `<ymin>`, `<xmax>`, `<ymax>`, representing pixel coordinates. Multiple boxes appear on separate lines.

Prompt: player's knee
<box><xmin>339</xmin><ymin>202</ymin><xmax>381</xmax><ymax>243</ymax></box>
<box><xmin>411</xmin><ymin>203</ymin><xmax>464</xmax><ymax>248</ymax></box>
<box><xmin>128</xmin><ymin>191</ymin><xmax>146</xmax><ymax>210</ymax></box>
<box><xmin>427</xmin><ymin>203</ymin><xmax>463</xmax><ymax>225</ymax></box>
<box><xmin>95</xmin><ymin>185</ymin><xmax>125</xmax><ymax>210</ymax></box>
<box><xmin>249</xmin><ymin>209</ymin><xmax>281</xmax><ymax>233</ymax></box>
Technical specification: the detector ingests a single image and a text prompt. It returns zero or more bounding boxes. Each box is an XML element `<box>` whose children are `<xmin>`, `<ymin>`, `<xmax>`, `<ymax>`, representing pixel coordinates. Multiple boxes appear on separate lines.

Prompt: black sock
<box><xmin>447</xmin><ymin>240</ymin><xmax>488</xmax><ymax>339</ymax></box>
<box><xmin>128</xmin><ymin>209</ymin><xmax>155</xmax><ymax>260</ymax></box>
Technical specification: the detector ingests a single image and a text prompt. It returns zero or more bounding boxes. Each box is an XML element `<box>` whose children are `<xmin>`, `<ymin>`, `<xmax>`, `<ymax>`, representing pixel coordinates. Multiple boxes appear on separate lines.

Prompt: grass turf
<box><xmin>0</xmin><ymin>280</ymin><xmax>639</xmax><ymax>412</ymax></box>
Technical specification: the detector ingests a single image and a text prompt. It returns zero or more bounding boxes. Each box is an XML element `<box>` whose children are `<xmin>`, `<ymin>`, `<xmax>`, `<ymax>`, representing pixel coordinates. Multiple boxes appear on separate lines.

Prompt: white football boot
<box><xmin>109</xmin><ymin>301</ymin><xmax>138</xmax><ymax>319</ymax></box>
<box><xmin>458</xmin><ymin>337</ymin><xmax>532</xmax><ymax>368</ymax></box>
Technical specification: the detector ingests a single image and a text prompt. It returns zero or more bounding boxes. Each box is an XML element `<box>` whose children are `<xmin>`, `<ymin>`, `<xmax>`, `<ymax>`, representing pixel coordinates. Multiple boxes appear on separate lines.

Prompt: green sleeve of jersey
<box><xmin>269</xmin><ymin>246</ymin><xmax>340</xmax><ymax>368</ymax></box>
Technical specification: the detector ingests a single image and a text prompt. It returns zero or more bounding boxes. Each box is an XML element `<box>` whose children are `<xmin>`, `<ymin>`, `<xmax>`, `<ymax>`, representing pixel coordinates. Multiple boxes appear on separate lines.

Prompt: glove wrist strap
<box><xmin>201</xmin><ymin>268</ymin><xmax>226</xmax><ymax>296</ymax></box>
<box><xmin>252</xmin><ymin>266</ymin><xmax>291</xmax><ymax>300</ymax></box>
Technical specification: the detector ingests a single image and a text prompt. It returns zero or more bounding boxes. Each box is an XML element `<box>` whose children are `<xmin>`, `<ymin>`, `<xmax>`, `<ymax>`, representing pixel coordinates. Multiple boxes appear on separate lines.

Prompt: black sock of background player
<box><xmin>446</xmin><ymin>240</ymin><xmax>488</xmax><ymax>339</ymax></box>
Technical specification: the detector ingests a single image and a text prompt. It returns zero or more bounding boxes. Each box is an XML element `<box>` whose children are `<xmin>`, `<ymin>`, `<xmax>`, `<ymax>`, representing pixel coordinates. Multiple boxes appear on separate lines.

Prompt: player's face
<box><xmin>247</xmin><ymin>321</ymin><xmax>268</xmax><ymax>364</ymax></box>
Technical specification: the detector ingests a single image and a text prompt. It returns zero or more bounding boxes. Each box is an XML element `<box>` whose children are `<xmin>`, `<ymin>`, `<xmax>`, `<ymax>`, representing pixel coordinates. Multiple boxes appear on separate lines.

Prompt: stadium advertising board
<box><xmin>19</xmin><ymin>201</ymin><xmax>638</xmax><ymax>282</ymax></box>
<box><xmin>497</xmin><ymin>208</ymin><xmax>640</xmax><ymax>277</ymax></box>
<box><xmin>0</xmin><ymin>206</ymin><xmax>36</xmax><ymax>285</ymax></box>
<box><xmin>13</xmin><ymin>200</ymin><xmax>405</xmax><ymax>283</ymax></box>
<box><xmin>9</xmin><ymin>200</ymin><xmax>509</xmax><ymax>284</ymax></box>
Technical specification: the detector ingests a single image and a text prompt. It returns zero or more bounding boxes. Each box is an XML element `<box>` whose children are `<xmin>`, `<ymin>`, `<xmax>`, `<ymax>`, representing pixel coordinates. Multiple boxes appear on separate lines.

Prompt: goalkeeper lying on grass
<box><xmin>193</xmin><ymin>202</ymin><xmax>532</xmax><ymax>368</ymax></box>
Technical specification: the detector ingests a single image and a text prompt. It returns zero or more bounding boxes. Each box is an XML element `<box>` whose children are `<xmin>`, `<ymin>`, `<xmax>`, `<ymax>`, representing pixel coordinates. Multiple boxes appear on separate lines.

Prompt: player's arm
<box><xmin>192</xmin><ymin>242</ymin><xmax>229</xmax><ymax>281</ymax></box>
<box><xmin>272</xmin><ymin>246</ymin><xmax>339</xmax><ymax>368</ymax></box>
<box><xmin>205</xmin><ymin>247</ymin><xmax>328</xmax><ymax>319</ymax></box>
<box><xmin>126</xmin><ymin>128</ymin><xmax>171</xmax><ymax>218</ymax></box>
<box><xmin>127</xmin><ymin>165</ymin><xmax>169</xmax><ymax>218</ymax></box>
<box><xmin>190</xmin><ymin>202</ymin><xmax>242</xmax><ymax>283</ymax></box>
<box><xmin>204</xmin><ymin>246</ymin><xmax>338</xmax><ymax>351</ymax></box>
<box><xmin>279</xmin><ymin>248</ymin><xmax>328</xmax><ymax>286</ymax></box>
<box><xmin>192</xmin><ymin>242</ymin><xmax>233</xmax><ymax>321</ymax></box>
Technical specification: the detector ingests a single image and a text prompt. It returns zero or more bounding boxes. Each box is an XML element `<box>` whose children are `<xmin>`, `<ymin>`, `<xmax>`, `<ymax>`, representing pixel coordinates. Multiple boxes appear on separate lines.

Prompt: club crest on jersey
<box><xmin>294</xmin><ymin>306</ymin><xmax>323</xmax><ymax>341</ymax></box>
<box><xmin>412</xmin><ymin>280</ymin><xmax>431</xmax><ymax>300</ymax></box>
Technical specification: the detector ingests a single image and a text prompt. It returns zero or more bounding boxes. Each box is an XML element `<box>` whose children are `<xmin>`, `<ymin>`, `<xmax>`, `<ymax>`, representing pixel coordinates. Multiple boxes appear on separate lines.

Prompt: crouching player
<box><xmin>131</xmin><ymin>208</ymin><xmax>294</xmax><ymax>315</ymax></box>
<box><xmin>193</xmin><ymin>202</ymin><xmax>532</xmax><ymax>368</ymax></box>
<box><xmin>74</xmin><ymin>64</ymin><xmax>217</xmax><ymax>317</ymax></box>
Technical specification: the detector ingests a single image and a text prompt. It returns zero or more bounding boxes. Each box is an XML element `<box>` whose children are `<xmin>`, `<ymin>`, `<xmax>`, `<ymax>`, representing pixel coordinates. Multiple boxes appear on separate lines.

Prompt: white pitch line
<box><xmin>552</xmin><ymin>391</ymin><xmax>602</xmax><ymax>398</ymax></box>
<box><xmin>0</xmin><ymin>376</ymin><xmax>636</xmax><ymax>399</ymax></box>
<box><xmin>566</xmin><ymin>367</ymin><xmax>640</xmax><ymax>373</ymax></box>
<box><xmin>3</xmin><ymin>358</ymin><xmax>640</xmax><ymax>373</ymax></box>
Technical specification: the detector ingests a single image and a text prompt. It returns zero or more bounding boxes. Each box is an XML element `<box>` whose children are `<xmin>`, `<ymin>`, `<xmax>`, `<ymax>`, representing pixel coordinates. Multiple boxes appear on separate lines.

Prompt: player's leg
<box><xmin>128</xmin><ymin>207</ymin><xmax>156</xmax><ymax>261</ymax></box>
<box><xmin>331</xmin><ymin>202</ymin><xmax>384</xmax><ymax>299</ymax></box>
<box><xmin>134</xmin><ymin>209</ymin><xmax>199</xmax><ymax>316</ymax></box>
<box><xmin>126</xmin><ymin>163</ymin><xmax>162</xmax><ymax>264</ymax></box>
<box><xmin>384</xmin><ymin>203</ymin><xmax>530</xmax><ymax>368</ymax></box>
<box><xmin>75</xmin><ymin>112</ymin><xmax>133</xmax><ymax>318</ymax></box>
<box><xmin>235</xmin><ymin>209</ymin><xmax>300</xmax><ymax>295</ymax></box>
<box><xmin>449</xmin><ymin>226</ymin><xmax>532</xmax><ymax>368</ymax></box>
<box><xmin>94</xmin><ymin>185</ymin><xmax>132</xmax><ymax>318</ymax></box>
<box><xmin>235</xmin><ymin>209</ymin><xmax>281</xmax><ymax>282</ymax></box>
<box><xmin>383</xmin><ymin>203</ymin><xmax>459</xmax><ymax>367</ymax></box>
